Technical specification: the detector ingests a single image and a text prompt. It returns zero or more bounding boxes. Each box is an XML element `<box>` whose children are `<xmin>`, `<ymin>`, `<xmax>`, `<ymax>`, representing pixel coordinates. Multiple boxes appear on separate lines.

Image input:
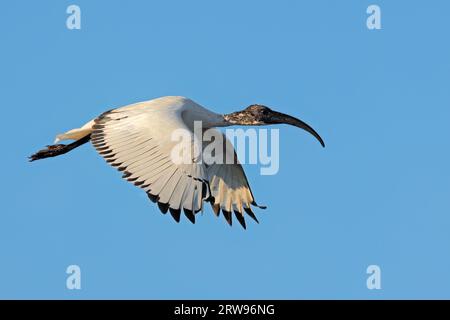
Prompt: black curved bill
<box><xmin>271</xmin><ymin>111</ymin><xmax>325</xmax><ymax>147</ymax></box>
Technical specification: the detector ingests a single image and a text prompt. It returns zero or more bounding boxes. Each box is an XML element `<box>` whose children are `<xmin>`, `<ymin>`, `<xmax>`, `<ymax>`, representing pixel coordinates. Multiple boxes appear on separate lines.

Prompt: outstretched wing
<box><xmin>204</xmin><ymin>129</ymin><xmax>265</xmax><ymax>229</ymax></box>
<box><xmin>90</xmin><ymin>104</ymin><xmax>210</xmax><ymax>224</ymax></box>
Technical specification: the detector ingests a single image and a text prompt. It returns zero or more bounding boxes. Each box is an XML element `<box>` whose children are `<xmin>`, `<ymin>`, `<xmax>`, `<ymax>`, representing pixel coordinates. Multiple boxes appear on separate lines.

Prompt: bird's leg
<box><xmin>29</xmin><ymin>144</ymin><xmax>71</xmax><ymax>161</ymax></box>
<box><xmin>29</xmin><ymin>134</ymin><xmax>91</xmax><ymax>162</ymax></box>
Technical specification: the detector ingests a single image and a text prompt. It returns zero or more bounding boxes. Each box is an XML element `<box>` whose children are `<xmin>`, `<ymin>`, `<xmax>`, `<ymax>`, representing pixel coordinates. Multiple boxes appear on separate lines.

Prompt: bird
<box><xmin>29</xmin><ymin>96</ymin><xmax>324</xmax><ymax>229</ymax></box>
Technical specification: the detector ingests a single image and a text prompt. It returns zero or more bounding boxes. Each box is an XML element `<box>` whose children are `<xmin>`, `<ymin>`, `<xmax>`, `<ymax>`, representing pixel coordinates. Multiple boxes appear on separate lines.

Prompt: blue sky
<box><xmin>1</xmin><ymin>0</ymin><xmax>450</xmax><ymax>299</ymax></box>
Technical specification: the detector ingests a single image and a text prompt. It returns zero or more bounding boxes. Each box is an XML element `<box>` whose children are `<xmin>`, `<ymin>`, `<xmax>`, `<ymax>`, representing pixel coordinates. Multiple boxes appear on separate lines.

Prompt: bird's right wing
<box><xmin>204</xmin><ymin>129</ymin><xmax>266</xmax><ymax>229</ymax></box>
<box><xmin>91</xmin><ymin>106</ymin><xmax>210</xmax><ymax>223</ymax></box>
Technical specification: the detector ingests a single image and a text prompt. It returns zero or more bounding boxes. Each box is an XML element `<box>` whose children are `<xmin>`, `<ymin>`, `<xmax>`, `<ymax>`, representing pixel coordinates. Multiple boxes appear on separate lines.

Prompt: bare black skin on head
<box><xmin>224</xmin><ymin>104</ymin><xmax>325</xmax><ymax>147</ymax></box>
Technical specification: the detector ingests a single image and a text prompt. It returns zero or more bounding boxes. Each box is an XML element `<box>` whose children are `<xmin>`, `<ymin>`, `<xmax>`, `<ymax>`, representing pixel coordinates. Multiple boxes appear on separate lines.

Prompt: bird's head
<box><xmin>224</xmin><ymin>104</ymin><xmax>325</xmax><ymax>147</ymax></box>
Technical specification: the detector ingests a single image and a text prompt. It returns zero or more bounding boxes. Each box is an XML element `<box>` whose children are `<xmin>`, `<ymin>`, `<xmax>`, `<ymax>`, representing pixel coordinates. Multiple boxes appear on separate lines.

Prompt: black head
<box><xmin>224</xmin><ymin>104</ymin><xmax>325</xmax><ymax>147</ymax></box>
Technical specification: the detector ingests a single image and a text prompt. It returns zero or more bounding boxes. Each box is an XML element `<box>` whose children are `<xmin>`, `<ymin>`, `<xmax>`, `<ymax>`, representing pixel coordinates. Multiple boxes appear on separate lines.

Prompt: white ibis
<box><xmin>30</xmin><ymin>96</ymin><xmax>324</xmax><ymax>229</ymax></box>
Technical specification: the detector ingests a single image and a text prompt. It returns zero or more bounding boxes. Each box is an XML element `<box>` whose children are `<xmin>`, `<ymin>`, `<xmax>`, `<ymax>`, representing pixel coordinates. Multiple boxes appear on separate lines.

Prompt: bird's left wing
<box><xmin>204</xmin><ymin>129</ymin><xmax>266</xmax><ymax>229</ymax></box>
<box><xmin>91</xmin><ymin>105</ymin><xmax>210</xmax><ymax>223</ymax></box>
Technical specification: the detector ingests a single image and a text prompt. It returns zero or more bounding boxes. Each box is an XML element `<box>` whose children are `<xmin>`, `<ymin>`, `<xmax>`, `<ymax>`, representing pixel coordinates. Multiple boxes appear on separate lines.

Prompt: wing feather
<box><xmin>204</xmin><ymin>129</ymin><xmax>265</xmax><ymax>228</ymax></box>
<box><xmin>91</xmin><ymin>106</ymin><xmax>210</xmax><ymax>222</ymax></box>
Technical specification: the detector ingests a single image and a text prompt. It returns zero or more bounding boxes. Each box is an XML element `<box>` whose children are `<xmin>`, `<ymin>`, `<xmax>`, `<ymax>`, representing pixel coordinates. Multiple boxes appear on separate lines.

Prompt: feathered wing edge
<box><xmin>90</xmin><ymin>109</ymin><xmax>211</xmax><ymax>225</ymax></box>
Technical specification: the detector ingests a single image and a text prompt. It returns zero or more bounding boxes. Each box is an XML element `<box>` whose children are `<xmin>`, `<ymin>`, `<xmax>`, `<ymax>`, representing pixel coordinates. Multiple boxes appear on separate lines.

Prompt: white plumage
<box><xmin>31</xmin><ymin>96</ymin><xmax>324</xmax><ymax>229</ymax></box>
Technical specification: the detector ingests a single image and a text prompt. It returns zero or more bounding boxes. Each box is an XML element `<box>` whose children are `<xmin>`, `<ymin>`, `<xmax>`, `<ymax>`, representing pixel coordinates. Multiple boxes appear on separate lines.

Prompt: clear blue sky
<box><xmin>1</xmin><ymin>0</ymin><xmax>449</xmax><ymax>299</ymax></box>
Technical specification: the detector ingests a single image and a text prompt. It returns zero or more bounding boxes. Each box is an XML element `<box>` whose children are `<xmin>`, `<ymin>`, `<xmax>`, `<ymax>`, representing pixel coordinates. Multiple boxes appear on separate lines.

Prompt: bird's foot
<box><xmin>28</xmin><ymin>144</ymin><xmax>68</xmax><ymax>162</ymax></box>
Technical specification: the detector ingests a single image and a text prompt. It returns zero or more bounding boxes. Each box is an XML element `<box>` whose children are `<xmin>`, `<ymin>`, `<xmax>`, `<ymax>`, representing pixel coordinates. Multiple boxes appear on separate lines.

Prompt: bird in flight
<box><xmin>30</xmin><ymin>96</ymin><xmax>324</xmax><ymax>229</ymax></box>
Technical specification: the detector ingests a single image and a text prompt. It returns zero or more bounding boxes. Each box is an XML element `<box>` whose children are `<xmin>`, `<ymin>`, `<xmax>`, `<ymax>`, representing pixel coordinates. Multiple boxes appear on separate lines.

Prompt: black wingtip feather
<box><xmin>147</xmin><ymin>192</ymin><xmax>158</xmax><ymax>203</ymax></box>
<box><xmin>134</xmin><ymin>180</ymin><xmax>145</xmax><ymax>186</ymax></box>
<box><xmin>158</xmin><ymin>202</ymin><xmax>169</xmax><ymax>214</ymax></box>
<box><xmin>183</xmin><ymin>209</ymin><xmax>196</xmax><ymax>224</ymax></box>
<box><xmin>222</xmin><ymin>210</ymin><xmax>232</xmax><ymax>226</ymax></box>
<box><xmin>169</xmin><ymin>208</ymin><xmax>181</xmax><ymax>222</ymax></box>
<box><xmin>234</xmin><ymin>210</ymin><xmax>247</xmax><ymax>229</ymax></box>
<box><xmin>244</xmin><ymin>207</ymin><xmax>259</xmax><ymax>223</ymax></box>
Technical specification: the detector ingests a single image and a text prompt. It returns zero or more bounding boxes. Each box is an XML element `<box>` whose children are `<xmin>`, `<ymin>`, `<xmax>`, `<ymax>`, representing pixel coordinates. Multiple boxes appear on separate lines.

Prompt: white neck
<box><xmin>181</xmin><ymin>104</ymin><xmax>231</xmax><ymax>128</ymax></box>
